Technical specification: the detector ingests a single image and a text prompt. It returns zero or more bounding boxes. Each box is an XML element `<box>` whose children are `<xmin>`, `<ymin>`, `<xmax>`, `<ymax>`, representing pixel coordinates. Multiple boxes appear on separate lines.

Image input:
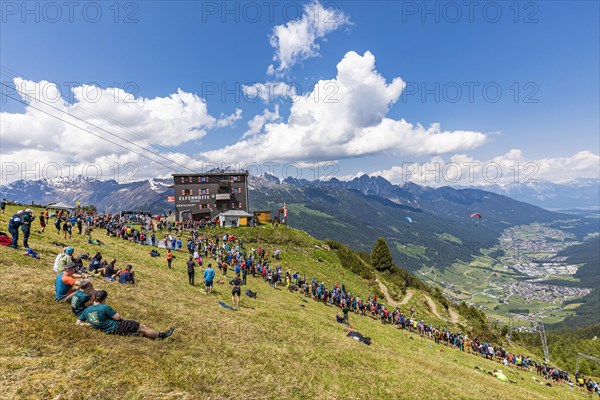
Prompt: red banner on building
<box><xmin>166</xmin><ymin>196</ymin><xmax>175</xmax><ymax>203</ymax></box>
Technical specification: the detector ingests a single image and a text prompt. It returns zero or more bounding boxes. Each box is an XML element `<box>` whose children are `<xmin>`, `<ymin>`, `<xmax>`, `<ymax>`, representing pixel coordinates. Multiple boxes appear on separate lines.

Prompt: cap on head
<box><xmin>65</xmin><ymin>247</ymin><xmax>74</xmax><ymax>255</ymax></box>
<box><xmin>64</xmin><ymin>263</ymin><xmax>76</xmax><ymax>270</ymax></box>
<box><xmin>17</xmin><ymin>210</ymin><xmax>23</xmax><ymax>215</ymax></box>
<box><xmin>25</xmin><ymin>209</ymin><xmax>33</xmax><ymax>213</ymax></box>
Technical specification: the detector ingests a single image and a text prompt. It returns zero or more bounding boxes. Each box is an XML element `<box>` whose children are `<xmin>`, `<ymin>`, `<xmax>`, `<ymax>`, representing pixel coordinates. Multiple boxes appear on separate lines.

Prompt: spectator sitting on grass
<box><xmin>76</xmin><ymin>290</ymin><xmax>174</xmax><ymax>339</ymax></box>
<box><xmin>116</xmin><ymin>265</ymin><xmax>135</xmax><ymax>284</ymax></box>
<box><xmin>55</xmin><ymin>264</ymin><xmax>87</xmax><ymax>302</ymax></box>
<box><xmin>96</xmin><ymin>259</ymin><xmax>118</xmax><ymax>280</ymax></box>
<box><xmin>54</xmin><ymin>247</ymin><xmax>74</xmax><ymax>274</ymax></box>
<box><xmin>70</xmin><ymin>280</ymin><xmax>96</xmax><ymax>317</ymax></box>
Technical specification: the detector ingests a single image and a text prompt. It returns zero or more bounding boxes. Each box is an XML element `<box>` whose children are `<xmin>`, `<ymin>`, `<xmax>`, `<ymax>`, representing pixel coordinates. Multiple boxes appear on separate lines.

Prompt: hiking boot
<box><xmin>159</xmin><ymin>326</ymin><xmax>175</xmax><ymax>339</ymax></box>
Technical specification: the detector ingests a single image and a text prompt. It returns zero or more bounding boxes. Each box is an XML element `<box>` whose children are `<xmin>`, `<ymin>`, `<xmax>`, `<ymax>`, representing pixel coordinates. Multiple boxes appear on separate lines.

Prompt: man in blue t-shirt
<box><xmin>76</xmin><ymin>290</ymin><xmax>174</xmax><ymax>339</ymax></box>
<box><xmin>203</xmin><ymin>263</ymin><xmax>215</xmax><ymax>294</ymax></box>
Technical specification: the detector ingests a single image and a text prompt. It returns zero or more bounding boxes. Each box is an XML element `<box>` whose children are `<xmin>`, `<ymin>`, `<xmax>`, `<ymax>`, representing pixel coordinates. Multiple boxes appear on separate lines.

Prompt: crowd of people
<box><xmin>169</xmin><ymin>226</ymin><xmax>600</xmax><ymax>396</ymax></box>
<box><xmin>52</xmin><ymin>245</ymin><xmax>174</xmax><ymax>339</ymax></box>
<box><xmin>2</xmin><ymin>204</ymin><xmax>598</xmax><ymax>394</ymax></box>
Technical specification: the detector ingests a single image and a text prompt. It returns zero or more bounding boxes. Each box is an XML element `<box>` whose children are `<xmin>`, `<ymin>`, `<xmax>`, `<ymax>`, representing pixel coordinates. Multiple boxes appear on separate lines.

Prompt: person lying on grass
<box><xmin>87</xmin><ymin>236</ymin><xmax>106</xmax><ymax>246</ymax></box>
<box><xmin>76</xmin><ymin>290</ymin><xmax>174</xmax><ymax>339</ymax></box>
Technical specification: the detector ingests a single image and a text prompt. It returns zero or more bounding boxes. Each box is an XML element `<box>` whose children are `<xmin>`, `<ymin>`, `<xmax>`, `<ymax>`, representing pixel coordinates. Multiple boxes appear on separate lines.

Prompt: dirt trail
<box><xmin>448</xmin><ymin>308</ymin><xmax>460</xmax><ymax>324</ymax></box>
<box><xmin>376</xmin><ymin>279</ymin><xmax>400</xmax><ymax>308</ymax></box>
<box><xmin>400</xmin><ymin>289</ymin><xmax>414</xmax><ymax>305</ymax></box>
<box><xmin>423</xmin><ymin>294</ymin><xmax>443</xmax><ymax>319</ymax></box>
<box><xmin>423</xmin><ymin>294</ymin><xmax>461</xmax><ymax>324</ymax></box>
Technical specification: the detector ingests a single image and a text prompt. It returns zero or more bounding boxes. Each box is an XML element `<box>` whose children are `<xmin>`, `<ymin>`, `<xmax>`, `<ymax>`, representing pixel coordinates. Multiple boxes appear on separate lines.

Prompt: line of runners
<box><xmin>176</xmin><ymin>228</ymin><xmax>600</xmax><ymax>396</ymax></box>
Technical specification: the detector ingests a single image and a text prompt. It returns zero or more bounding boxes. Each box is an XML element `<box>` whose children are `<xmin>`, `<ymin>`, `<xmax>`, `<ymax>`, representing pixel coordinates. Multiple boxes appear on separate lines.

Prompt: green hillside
<box><xmin>0</xmin><ymin>204</ymin><xmax>587</xmax><ymax>399</ymax></box>
<box><xmin>558</xmin><ymin>237</ymin><xmax>600</xmax><ymax>288</ymax></box>
<box><xmin>250</xmin><ymin>186</ymin><xmax>499</xmax><ymax>272</ymax></box>
<box><xmin>542</xmin><ymin>237</ymin><xmax>600</xmax><ymax>329</ymax></box>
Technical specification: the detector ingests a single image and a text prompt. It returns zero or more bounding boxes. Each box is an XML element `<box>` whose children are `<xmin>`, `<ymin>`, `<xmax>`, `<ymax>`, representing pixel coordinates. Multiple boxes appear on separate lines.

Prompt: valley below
<box><xmin>418</xmin><ymin>222</ymin><xmax>598</xmax><ymax>330</ymax></box>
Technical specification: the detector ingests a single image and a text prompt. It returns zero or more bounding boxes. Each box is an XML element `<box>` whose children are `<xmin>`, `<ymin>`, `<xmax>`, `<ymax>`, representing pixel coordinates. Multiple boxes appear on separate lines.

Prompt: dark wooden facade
<box><xmin>172</xmin><ymin>171</ymin><xmax>249</xmax><ymax>221</ymax></box>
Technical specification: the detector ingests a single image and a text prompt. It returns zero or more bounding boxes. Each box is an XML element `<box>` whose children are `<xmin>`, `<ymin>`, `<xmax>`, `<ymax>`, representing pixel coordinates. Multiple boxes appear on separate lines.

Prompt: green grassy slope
<box><xmin>0</xmin><ymin>205</ymin><xmax>582</xmax><ymax>399</ymax></box>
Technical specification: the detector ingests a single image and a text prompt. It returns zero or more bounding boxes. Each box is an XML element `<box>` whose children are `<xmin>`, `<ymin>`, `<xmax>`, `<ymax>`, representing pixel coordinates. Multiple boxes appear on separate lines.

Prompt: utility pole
<box><xmin>537</xmin><ymin>321</ymin><xmax>550</xmax><ymax>363</ymax></box>
<box><xmin>576</xmin><ymin>353</ymin><xmax>600</xmax><ymax>374</ymax></box>
<box><xmin>507</xmin><ymin>313</ymin><xmax>513</xmax><ymax>344</ymax></box>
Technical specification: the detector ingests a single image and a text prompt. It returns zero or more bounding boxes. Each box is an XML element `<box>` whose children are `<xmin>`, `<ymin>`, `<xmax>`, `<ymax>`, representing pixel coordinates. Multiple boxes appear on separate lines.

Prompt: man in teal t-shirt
<box><xmin>77</xmin><ymin>290</ymin><xmax>175</xmax><ymax>339</ymax></box>
<box><xmin>70</xmin><ymin>280</ymin><xmax>95</xmax><ymax>317</ymax></box>
<box><xmin>78</xmin><ymin>298</ymin><xmax>119</xmax><ymax>333</ymax></box>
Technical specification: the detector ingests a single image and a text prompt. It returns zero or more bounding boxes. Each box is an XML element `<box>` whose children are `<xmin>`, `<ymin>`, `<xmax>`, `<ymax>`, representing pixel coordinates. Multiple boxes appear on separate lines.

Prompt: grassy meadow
<box><xmin>0</xmin><ymin>204</ymin><xmax>585</xmax><ymax>399</ymax></box>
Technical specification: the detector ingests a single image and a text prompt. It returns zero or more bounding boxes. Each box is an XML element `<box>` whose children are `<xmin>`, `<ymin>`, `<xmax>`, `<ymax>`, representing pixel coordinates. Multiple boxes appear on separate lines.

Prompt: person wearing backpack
<box><xmin>54</xmin><ymin>247</ymin><xmax>75</xmax><ymax>274</ymax></box>
<box><xmin>8</xmin><ymin>210</ymin><xmax>23</xmax><ymax>248</ymax></box>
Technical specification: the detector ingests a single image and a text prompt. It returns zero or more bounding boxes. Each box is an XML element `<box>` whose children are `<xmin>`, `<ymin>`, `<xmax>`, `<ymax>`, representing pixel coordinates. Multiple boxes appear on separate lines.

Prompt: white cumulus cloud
<box><xmin>268</xmin><ymin>0</ymin><xmax>351</xmax><ymax>76</ymax></box>
<box><xmin>243</xmin><ymin>105</ymin><xmax>281</xmax><ymax>138</ymax></box>
<box><xmin>202</xmin><ymin>51</ymin><xmax>488</xmax><ymax>164</ymax></box>
<box><xmin>0</xmin><ymin>78</ymin><xmax>240</xmax><ymax>182</ymax></box>
<box><xmin>369</xmin><ymin>150</ymin><xmax>600</xmax><ymax>186</ymax></box>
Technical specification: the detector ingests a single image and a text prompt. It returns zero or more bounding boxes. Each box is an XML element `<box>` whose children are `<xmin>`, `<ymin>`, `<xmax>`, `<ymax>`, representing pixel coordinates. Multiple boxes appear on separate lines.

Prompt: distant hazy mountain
<box><xmin>0</xmin><ymin>176</ymin><xmax>172</xmax><ymax>213</ymax></box>
<box><xmin>459</xmin><ymin>179</ymin><xmax>600</xmax><ymax>210</ymax></box>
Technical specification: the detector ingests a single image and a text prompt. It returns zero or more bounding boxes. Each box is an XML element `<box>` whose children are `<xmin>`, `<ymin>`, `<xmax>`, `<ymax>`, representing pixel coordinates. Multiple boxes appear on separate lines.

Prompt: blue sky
<box><xmin>1</xmin><ymin>1</ymin><xmax>598</xmax><ymax>185</ymax></box>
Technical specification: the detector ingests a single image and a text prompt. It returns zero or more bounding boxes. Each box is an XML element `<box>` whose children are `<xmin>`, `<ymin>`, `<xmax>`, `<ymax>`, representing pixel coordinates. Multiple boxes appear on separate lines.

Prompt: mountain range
<box><xmin>2</xmin><ymin>174</ymin><xmax>596</xmax><ymax>272</ymax></box>
<box><xmin>460</xmin><ymin>178</ymin><xmax>600</xmax><ymax>210</ymax></box>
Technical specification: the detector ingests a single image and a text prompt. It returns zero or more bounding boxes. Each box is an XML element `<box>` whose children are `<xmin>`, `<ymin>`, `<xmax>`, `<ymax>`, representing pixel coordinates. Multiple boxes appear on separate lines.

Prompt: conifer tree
<box><xmin>371</xmin><ymin>237</ymin><xmax>393</xmax><ymax>272</ymax></box>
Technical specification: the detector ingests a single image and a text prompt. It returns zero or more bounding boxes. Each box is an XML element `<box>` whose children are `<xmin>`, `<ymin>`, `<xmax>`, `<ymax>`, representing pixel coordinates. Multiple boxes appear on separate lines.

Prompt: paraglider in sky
<box><xmin>470</xmin><ymin>213</ymin><xmax>482</xmax><ymax>226</ymax></box>
<box><xmin>405</xmin><ymin>217</ymin><xmax>413</xmax><ymax>224</ymax></box>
